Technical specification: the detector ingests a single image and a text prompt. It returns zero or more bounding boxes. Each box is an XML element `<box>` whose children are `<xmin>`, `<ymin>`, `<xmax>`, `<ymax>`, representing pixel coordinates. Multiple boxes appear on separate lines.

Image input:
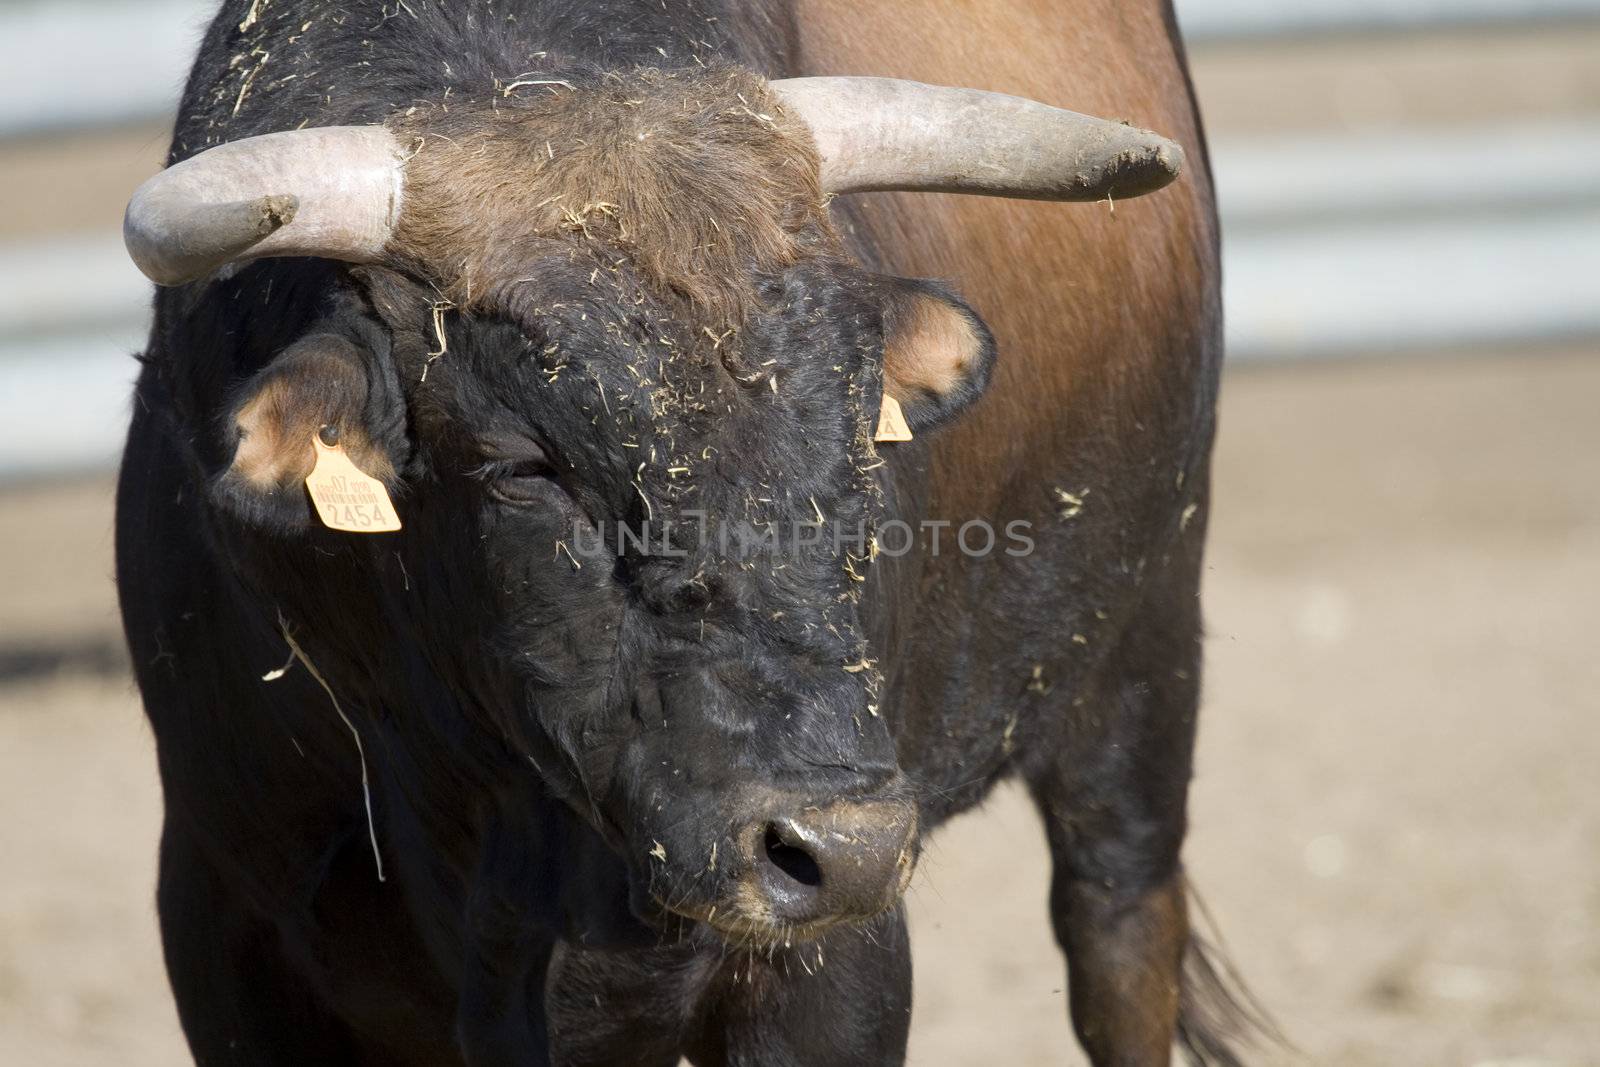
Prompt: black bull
<box><xmin>116</xmin><ymin>0</ymin><xmax>1254</xmax><ymax>1063</ymax></box>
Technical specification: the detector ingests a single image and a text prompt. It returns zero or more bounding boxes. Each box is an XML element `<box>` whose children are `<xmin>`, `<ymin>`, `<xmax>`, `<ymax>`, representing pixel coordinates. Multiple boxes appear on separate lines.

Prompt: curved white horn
<box><xmin>124</xmin><ymin>126</ymin><xmax>406</xmax><ymax>286</ymax></box>
<box><xmin>768</xmin><ymin>77</ymin><xmax>1184</xmax><ymax>201</ymax></box>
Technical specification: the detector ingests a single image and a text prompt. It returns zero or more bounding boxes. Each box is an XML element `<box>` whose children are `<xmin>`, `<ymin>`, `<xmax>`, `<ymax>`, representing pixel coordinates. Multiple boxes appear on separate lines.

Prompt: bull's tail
<box><xmin>1176</xmin><ymin>883</ymin><xmax>1285</xmax><ymax>1067</ymax></box>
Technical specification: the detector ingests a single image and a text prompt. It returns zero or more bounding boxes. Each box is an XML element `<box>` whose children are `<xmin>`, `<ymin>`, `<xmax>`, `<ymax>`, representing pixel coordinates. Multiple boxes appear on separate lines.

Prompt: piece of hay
<box><xmin>278</xmin><ymin>614</ymin><xmax>385</xmax><ymax>882</ymax></box>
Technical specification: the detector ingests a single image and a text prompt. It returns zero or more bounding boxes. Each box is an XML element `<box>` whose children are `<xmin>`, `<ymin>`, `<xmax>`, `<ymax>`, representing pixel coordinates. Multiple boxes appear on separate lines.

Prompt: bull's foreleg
<box><xmin>1043</xmin><ymin>861</ymin><xmax>1189</xmax><ymax>1066</ymax></box>
<box><xmin>1026</xmin><ymin>577</ymin><xmax>1203</xmax><ymax>1065</ymax></box>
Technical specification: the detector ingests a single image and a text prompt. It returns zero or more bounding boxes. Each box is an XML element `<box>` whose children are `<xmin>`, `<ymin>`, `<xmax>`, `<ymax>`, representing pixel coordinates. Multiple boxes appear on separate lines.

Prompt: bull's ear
<box><xmin>211</xmin><ymin>333</ymin><xmax>402</xmax><ymax>535</ymax></box>
<box><xmin>878</xmin><ymin>276</ymin><xmax>996</xmax><ymax>432</ymax></box>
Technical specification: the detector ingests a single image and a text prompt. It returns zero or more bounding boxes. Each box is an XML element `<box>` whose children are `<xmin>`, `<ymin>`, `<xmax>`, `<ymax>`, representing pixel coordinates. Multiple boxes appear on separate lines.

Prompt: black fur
<box><xmin>119</xmin><ymin>1</ymin><xmax>1252</xmax><ymax>1063</ymax></box>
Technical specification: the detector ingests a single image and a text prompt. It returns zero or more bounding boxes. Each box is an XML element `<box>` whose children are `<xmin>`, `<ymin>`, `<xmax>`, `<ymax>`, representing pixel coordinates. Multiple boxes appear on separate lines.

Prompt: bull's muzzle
<box><xmin>733</xmin><ymin>796</ymin><xmax>917</xmax><ymax>932</ymax></box>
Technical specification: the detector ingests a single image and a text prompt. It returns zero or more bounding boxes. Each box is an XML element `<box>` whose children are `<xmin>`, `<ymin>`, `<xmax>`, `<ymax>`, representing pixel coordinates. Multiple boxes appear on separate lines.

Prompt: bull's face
<box><xmin>395</xmin><ymin>261</ymin><xmax>985</xmax><ymax>942</ymax></box>
<box><xmin>201</xmin><ymin>72</ymin><xmax>996</xmax><ymax>943</ymax></box>
<box><xmin>136</xmin><ymin>64</ymin><xmax>1181</xmax><ymax>943</ymax></box>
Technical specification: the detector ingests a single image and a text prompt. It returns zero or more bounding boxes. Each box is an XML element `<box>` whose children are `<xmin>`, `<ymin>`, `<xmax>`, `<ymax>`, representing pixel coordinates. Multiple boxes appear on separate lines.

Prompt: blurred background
<box><xmin>0</xmin><ymin>1</ymin><xmax>1596</xmax><ymax>1064</ymax></box>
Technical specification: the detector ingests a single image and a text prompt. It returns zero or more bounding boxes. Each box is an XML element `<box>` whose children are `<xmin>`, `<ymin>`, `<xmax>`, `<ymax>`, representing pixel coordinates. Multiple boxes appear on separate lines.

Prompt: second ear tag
<box><xmin>875</xmin><ymin>394</ymin><xmax>914</xmax><ymax>443</ymax></box>
<box><xmin>305</xmin><ymin>429</ymin><xmax>402</xmax><ymax>533</ymax></box>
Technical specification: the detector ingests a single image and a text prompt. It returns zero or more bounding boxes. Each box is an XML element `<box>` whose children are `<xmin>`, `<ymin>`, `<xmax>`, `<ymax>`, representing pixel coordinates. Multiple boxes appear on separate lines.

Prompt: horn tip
<box><xmin>1156</xmin><ymin>140</ymin><xmax>1185</xmax><ymax>178</ymax></box>
<box><xmin>124</xmin><ymin>192</ymin><xmax>301</xmax><ymax>287</ymax></box>
<box><xmin>256</xmin><ymin>193</ymin><xmax>300</xmax><ymax>236</ymax></box>
<box><xmin>1115</xmin><ymin>132</ymin><xmax>1186</xmax><ymax>196</ymax></box>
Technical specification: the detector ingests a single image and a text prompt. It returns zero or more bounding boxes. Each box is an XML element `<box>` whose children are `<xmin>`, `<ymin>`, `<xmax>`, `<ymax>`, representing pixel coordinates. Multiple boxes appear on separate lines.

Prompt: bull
<box><xmin>116</xmin><ymin>0</ymin><xmax>1250</xmax><ymax>1063</ymax></box>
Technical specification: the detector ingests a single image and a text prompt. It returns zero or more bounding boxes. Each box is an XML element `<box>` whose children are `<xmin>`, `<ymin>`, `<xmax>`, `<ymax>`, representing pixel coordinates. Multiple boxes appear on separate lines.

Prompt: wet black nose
<box><xmin>744</xmin><ymin>799</ymin><xmax>917</xmax><ymax>925</ymax></box>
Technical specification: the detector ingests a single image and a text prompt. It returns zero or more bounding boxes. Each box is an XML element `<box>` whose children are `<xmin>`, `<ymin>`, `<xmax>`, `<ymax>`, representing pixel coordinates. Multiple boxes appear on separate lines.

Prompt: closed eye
<box><xmin>472</xmin><ymin>450</ymin><xmax>557</xmax><ymax>505</ymax></box>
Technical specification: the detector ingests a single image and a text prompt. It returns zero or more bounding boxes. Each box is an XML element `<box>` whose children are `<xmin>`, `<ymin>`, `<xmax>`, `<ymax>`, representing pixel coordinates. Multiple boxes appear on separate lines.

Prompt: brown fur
<box><xmin>1062</xmin><ymin>877</ymin><xmax>1189</xmax><ymax>1066</ymax></box>
<box><xmin>388</xmin><ymin>67</ymin><xmax>838</xmax><ymax>328</ymax></box>
<box><xmin>795</xmin><ymin>3</ymin><xmax>1231</xmax><ymax>1063</ymax></box>
<box><xmin>792</xmin><ymin>0</ymin><xmax>1218</xmax><ymax>518</ymax></box>
<box><xmin>229</xmin><ymin>335</ymin><xmax>395</xmax><ymax>489</ymax></box>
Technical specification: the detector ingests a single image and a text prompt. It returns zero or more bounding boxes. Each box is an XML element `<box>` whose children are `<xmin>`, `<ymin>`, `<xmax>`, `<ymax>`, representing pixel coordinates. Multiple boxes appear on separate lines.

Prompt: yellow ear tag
<box><xmin>874</xmin><ymin>394</ymin><xmax>914</xmax><ymax>443</ymax></box>
<box><xmin>305</xmin><ymin>432</ymin><xmax>402</xmax><ymax>533</ymax></box>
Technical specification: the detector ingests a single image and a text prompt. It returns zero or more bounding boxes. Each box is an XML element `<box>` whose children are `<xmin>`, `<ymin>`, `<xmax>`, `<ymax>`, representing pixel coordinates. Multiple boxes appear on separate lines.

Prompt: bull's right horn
<box><xmin>768</xmin><ymin>77</ymin><xmax>1185</xmax><ymax>202</ymax></box>
<box><xmin>123</xmin><ymin>126</ymin><xmax>406</xmax><ymax>287</ymax></box>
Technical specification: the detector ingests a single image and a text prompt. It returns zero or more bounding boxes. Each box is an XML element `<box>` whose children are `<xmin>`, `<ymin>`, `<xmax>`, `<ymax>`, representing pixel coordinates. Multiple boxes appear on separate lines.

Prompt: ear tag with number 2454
<box><xmin>304</xmin><ymin>427</ymin><xmax>402</xmax><ymax>533</ymax></box>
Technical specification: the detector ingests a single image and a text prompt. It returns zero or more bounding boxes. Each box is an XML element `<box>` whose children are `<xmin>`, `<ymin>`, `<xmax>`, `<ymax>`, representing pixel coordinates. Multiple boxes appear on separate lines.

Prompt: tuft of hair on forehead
<box><xmin>388</xmin><ymin>66</ymin><xmax>838</xmax><ymax>329</ymax></box>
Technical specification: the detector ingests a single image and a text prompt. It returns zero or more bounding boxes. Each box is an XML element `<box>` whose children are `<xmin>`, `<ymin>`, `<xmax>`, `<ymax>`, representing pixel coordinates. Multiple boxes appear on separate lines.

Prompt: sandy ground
<box><xmin>1</xmin><ymin>348</ymin><xmax>1597</xmax><ymax>1065</ymax></box>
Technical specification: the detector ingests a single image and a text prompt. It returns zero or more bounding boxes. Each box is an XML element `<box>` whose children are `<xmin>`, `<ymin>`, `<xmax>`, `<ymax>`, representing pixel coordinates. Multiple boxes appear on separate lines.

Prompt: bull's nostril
<box><xmin>763</xmin><ymin>823</ymin><xmax>823</xmax><ymax>888</ymax></box>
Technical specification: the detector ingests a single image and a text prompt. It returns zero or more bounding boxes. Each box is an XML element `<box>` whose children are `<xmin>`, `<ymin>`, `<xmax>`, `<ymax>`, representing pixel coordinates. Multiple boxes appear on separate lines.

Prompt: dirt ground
<box><xmin>1</xmin><ymin>348</ymin><xmax>1597</xmax><ymax>1065</ymax></box>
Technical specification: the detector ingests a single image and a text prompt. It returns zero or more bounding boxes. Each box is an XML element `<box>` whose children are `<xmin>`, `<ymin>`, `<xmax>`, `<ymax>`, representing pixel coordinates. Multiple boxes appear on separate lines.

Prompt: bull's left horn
<box><xmin>768</xmin><ymin>77</ymin><xmax>1184</xmax><ymax>201</ymax></box>
<box><xmin>124</xmin><ymin>126</ymin><xmax>406</xmax><ymax>286</ymax></box>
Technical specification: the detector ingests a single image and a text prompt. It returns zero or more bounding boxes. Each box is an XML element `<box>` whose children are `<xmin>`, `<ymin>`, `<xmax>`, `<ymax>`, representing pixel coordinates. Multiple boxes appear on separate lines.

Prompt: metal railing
<box><xmin>1</xmin><ymin>0</ymin><xmax>1596</xmax><ymax>480</ymax></box>
<box><xmin>1179</xmin><ymin>0</ymin><xmax>1600</xmax><ymax>39</ymax></box>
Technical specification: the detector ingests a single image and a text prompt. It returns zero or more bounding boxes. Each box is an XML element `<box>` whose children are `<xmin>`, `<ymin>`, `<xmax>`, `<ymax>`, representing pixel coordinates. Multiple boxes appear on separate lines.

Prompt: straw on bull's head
<box><xmin>124</xmin><ymin>75</ymin><xmax>1182</xmax><ymax>287</ymax></box>
<box><xmin>123</xmin><ymin>69</ymin><xmax>1185</xmax><ymax>944</ymax></box>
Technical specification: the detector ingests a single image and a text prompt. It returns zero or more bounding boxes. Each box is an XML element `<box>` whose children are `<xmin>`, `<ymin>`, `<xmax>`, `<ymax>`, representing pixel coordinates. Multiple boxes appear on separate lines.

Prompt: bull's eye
<box><xmin>478</xmin><ymin>450</ymin><xmax>556</xmax><ymax>505</ymax></box>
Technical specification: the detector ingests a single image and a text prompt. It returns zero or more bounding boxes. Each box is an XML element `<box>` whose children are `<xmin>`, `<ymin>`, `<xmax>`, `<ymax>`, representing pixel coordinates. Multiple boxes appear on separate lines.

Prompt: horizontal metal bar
<box><xmin>1213</xmin><ymin>119</ymin><xmax>1600</xmax><ymax>227</ymax></box>
<box><xmin>4</xmin><ymin>206</ymin><xmax>1596</xmax><ymax>480</ymax></box>
<box><xmin>0</xmin><ymin>234</ymin><xmax>150</xmax><ymax>338</ymax></box>
<box><xmin>0</xmin><ymin>337</ymin><xmax>140</xmax><ymax>482</ymax></box>
<box><xmin>6</xmin><ymin>117</ymin><xmax>1594</xmax><ymax>335</ymax></box>
<box><xmin>1177</xmin><ymin>0</ymin><xmax>1600</xmax><ymax>40</ymax></box>
<box><xmin>0</xmin><ymin>1</ymin><xmax>202</xmax><ymax>138</ymax></box>
<box><xmin>1224</xmin><ymin>209</ymin><xmax>1600</xmax><ymax>358</ymax></box>
<box><xmin>4</xmin><ymin>0</ymin><xmax>1599</xmax><ymax>136</ymax></box>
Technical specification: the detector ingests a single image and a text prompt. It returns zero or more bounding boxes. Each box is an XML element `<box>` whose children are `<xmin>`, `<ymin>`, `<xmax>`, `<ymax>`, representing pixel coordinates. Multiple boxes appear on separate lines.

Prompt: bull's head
<box><xmin>124</xmin><ymin>70</ymin><xmax>1182</xmax><ymax>944</ymax></box>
